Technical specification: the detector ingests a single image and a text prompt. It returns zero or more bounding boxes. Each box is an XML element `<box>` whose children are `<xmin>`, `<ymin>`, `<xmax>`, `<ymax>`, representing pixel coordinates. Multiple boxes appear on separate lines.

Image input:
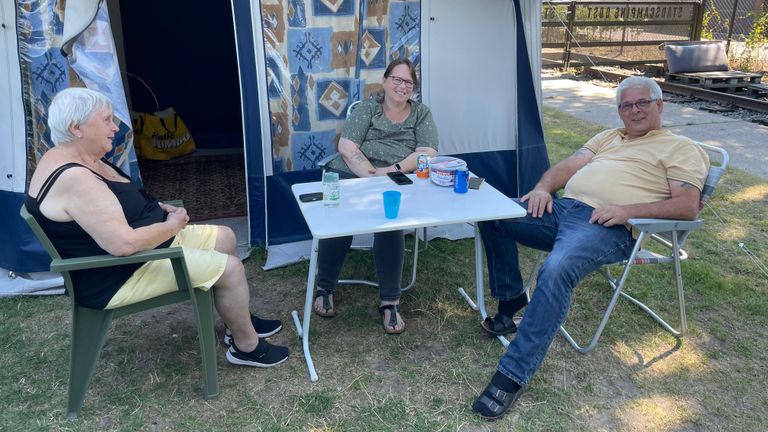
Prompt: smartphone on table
<box><xmin>387</xmin><ymin>171</ymin><xmax>413</xmax><ymax>185</ymax></box>
<box><xmin>299</xmin><ymin>192</ymin><xmax>324</xmax><ymax>202</ymax></box>
<box><xmin>468</xmin><ymin>177</ymin><xmax>485</xmax><ymax>190</ymax></box>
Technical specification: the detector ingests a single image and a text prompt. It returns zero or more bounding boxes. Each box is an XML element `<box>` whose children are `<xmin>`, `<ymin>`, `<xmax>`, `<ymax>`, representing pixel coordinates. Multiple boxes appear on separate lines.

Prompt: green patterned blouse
<box><xmin>327</xmin><ymin>96</ymin><xmax>439</xmax><ymax>174</ymax></box>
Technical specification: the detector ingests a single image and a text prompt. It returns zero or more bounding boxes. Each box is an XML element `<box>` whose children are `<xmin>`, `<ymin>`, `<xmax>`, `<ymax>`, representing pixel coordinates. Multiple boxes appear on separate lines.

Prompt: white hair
<box><xmin>615</xmin><ymin>76</ymin><xmax>663</xmax><ymax>105</ymax></box>
<box><xmin>48</xmin><ymin>87</ymin><xmax>113</xmax><ymax>145</ymax></box>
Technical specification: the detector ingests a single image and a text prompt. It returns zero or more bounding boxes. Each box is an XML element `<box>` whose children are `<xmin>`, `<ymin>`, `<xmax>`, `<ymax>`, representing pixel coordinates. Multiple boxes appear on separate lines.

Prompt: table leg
<box><xmin>290</xmin><ymin>237</ymin><xmax>320</xmax><ymax>382</ymax></box>
<box><xmin>401</xmin><ymin>227</ymin><xmax>421</xmax><ymax>292</ymax></box>
<box><xmin>473</xmin><ymin>224</ymin><xmax>489</xmax><ymax>321</ymax></box>
<box><xmin>458</xmin><ymin>224</ymin><xmax>510</xmax><ymax>347</ymax></box>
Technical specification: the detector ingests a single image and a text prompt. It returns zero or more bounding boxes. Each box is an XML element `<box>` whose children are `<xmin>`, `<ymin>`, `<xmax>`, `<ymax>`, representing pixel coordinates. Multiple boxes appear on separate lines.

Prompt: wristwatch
<box><xmin>395</xmin><ymin>163</ymin><xmax>402</xmax><ymax>171</ymax></box>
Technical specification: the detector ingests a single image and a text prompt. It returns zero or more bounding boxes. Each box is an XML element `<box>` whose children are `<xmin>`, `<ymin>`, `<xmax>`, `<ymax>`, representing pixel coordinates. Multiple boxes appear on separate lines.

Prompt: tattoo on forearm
<box><xmin>352</xmin><ymin>150</ymin><xmax>367</xmax><ymax>164</ymax></box>
<box><xmin>680</xmin><ymin>182</ymin><xmax>693</xmax><ymax>190</ymax></box>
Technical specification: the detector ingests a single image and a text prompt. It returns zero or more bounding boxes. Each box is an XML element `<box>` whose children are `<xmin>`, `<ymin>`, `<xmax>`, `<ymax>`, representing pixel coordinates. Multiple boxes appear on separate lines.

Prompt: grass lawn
<box><xmin>1</xmin><ymin>107</ymin><xmax>766</xmax><ymax>431</ymax></box>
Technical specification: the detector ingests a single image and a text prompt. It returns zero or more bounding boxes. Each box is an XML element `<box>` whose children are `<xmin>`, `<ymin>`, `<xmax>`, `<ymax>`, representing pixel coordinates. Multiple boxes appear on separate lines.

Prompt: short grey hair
<box><xmin>48</xmin><ymin>87</ymin><xmax>113</xmax><ymax>145</ymax></box>
<box><xmin>615</xmin><ymin>76</ymin><xmax>663</xmax><ymax>105</ymax></box>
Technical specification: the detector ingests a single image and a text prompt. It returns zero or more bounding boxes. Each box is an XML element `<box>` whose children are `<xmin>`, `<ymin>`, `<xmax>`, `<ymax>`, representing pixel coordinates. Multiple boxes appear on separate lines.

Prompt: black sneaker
<box><xmin>223</xmin><ymin>314</ymin><xmax>283</xmax><ymax>346</ymax></box>
<box><xmin>226</xmin><ymin>339</ymin><xmax>289</xmax><ymax>368</ymax></box>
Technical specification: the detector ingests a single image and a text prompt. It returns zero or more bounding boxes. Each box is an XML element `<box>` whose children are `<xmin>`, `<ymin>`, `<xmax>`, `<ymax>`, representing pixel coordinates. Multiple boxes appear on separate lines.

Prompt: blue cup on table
<box><xmin>382</xmin><ymin>190</ymin><xmax>401</xmax><ymax>219</ymax></box>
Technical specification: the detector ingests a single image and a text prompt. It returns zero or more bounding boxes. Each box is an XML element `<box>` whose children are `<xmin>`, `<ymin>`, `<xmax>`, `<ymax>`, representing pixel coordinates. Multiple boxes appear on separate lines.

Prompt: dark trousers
<box><xmin>316</xmin><ymin>230</ymin><xmax>405</xmax><ymax>302</ymax></box>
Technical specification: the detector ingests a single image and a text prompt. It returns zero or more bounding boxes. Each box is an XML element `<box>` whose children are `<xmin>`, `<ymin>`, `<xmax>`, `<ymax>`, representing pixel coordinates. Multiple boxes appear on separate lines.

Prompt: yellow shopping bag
<box><xmin>129</xmin><ymin>73</ymin><xmax>196</xmax><ymax>160</ymax></box>
<box><xmin>131</xmin><ymin>107</ymin><xmax>196</xmax><ymax>160</ymax></box>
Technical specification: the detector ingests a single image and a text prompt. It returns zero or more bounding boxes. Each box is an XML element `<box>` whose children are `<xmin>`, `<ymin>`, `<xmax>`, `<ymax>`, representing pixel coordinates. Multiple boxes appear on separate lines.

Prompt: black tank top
<box><xmin>25</xmin><ymin>159</ymin><xmax>174</xmax><ymax>309</ymax></box>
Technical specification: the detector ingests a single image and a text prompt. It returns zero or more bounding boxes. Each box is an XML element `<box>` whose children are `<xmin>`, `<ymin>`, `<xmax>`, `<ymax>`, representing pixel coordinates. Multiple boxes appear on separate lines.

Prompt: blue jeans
<box><xmin>478</xmin><ymin>198</ymin><xmax>635</xmax><ymax>386</ymax></box>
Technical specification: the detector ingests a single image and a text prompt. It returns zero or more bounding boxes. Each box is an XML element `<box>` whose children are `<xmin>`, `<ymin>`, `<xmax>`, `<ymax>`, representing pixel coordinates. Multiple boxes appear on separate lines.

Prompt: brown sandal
<box><xmin>378</xmin><ymin>304</ymin><xmax>406</xmax><ymax>335</ymax></box>
<box><xmin>313</xmin><ymin>289</ymin><xmax>337</xmax><ymax>318</ymax></box>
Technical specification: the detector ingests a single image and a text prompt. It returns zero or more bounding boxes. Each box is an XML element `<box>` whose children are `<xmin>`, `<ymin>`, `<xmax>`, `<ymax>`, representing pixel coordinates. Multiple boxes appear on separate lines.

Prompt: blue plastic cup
<box><xmin>382</xmin><ymin>190</ymin><xmax>402</xmax><ymax>219</ymax></box>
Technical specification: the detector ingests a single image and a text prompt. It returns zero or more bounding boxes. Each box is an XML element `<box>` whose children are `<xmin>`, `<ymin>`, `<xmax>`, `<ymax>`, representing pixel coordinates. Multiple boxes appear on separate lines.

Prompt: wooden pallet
<box><xmin>666</xmin><ymin>71</ymin><xmax>763</xmax><ymax>94</ymax></box>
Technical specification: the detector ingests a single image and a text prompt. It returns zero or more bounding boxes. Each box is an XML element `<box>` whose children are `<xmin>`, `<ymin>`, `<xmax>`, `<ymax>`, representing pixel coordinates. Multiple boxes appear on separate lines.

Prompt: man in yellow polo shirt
<box><xmin>472</xmin><ymin>76</ymin><xmax>709</xmax><ymax>420</ymax></box>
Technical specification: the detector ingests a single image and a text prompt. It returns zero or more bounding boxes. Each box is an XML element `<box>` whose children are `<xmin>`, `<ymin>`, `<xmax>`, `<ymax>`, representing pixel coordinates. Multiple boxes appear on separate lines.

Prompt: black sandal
<box><xmin>481</xmin><ymin>313</ymin><xmax>517</xmax><ymax>336</ymax></box>
<box><xmin>313</xmin><ymin>289</ymin><xmax>337</xmax><ymax>318</ymax></box>
<box><xmin>378</xmin><ymin>304</ymin><xmax>406</xmax><ymax>335</ymax></box>
<box><xmin>472</xmin><ymin>381</ymin><xmax>525</xmax><ymax>421</ymax></box>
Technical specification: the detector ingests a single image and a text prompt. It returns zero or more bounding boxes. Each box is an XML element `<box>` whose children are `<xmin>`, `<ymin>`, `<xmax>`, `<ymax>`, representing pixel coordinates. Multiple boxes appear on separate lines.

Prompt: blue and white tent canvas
<box><xmin>1</xmin><ymin>0</ymin><xmax>548</xmax><ymax>290</ymax></box>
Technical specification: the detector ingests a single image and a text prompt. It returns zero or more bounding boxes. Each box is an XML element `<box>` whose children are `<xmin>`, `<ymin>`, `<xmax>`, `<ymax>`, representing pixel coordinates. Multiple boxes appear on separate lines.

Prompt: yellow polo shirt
<box><xmin>564</xmin><ymin>128</ymin><xmax>709</xmax><ymax>209</ymax></box>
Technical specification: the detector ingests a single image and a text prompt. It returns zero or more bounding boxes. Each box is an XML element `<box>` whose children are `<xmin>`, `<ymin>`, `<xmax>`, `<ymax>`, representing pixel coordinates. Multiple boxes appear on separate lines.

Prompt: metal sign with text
<box><xmin>542</xmin><ymin>1</ymin><xmax>704</xmax><ymax>68</ymax></box>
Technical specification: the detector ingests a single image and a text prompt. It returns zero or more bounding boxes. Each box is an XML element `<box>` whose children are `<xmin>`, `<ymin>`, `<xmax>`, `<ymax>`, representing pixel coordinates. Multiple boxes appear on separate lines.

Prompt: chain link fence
<box><xmin>542</xmin><ymin>1</ymin><xmax>704</xmax><ymax>68</ymax></box>
<box><xmin>704</xmin><ymin>0</ymin><xmax>767</xmax><ymax>42</ymax></box>
<box><xmin>542</xmin><ymin>0</ymin><xmax>767</xmax><ymax>69</ymax></box>
<box><xmin>703</xmin><ymin>0</ymin><xmax>768</xmax><ymax>70</ymax></box>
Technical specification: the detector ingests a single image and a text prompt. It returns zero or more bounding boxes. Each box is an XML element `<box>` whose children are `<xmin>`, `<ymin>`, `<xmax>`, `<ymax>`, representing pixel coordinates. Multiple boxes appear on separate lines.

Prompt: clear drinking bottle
<box><xmin>323</xmin><ymin>172</ymin><xmax>340</xmax><ymax>207</ymax></box>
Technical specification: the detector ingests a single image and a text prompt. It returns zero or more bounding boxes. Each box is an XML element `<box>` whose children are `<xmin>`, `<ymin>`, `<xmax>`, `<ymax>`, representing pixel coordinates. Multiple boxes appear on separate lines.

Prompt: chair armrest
<box><xmin>317</xmin><ymin>152</ymin><xmax>340</xmax><ymax>169</ymax></box>
<box><xmin>628</xmin><ymin>218</ymin><xmax>704</xmax><ymax>233</ymax></box>
<box><xmin>161</xmin><ymin>199</ymin><xmax>184</xmax><ymax>208</ymax></box>
<box><xmin>50</xmin><ymin>247</ymin><xmax>185</xmax><ymax>272</ymax></box>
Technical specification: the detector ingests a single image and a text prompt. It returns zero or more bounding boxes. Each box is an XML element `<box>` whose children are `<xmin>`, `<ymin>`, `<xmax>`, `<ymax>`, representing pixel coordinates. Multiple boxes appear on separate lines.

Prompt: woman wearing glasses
<box><xmin>316</xmin><ymin>58</ymin><xmax>439</xmax><ymax>334</ymax></box>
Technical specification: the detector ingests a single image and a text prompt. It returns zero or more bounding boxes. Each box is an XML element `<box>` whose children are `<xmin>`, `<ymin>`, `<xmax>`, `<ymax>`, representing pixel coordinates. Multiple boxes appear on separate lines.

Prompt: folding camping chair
<box><xmin>317</xmin><ymin>100</ymin><xmax>362</xmax><ymax>177</ymax></box>
<box><xmin>316</xmin><ymin>100</ymin><xmax>422</xmax><ymax>291</ymax></box>
<box><xmin>20</xmin><ymin>204</ymin><xmax>219</xmax><ymax>419</ymax></box>
<box><xmin>525</xmin><ymin>142</ymin><xmax>729</xmax><ymax>353</ymax></box>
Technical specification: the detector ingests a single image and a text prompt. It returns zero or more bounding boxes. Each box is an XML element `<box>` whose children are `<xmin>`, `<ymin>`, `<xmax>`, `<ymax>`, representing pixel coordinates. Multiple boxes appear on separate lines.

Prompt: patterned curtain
<box><xmin>259</xmin><ymin>0</ymin><xmax>421</xmax><ymax>173</ymax></box>
<box><xmin>16</xmin><ymin>0</ymin><xmax>69</xmax><ymax>173</ymax></box>
<box><xmin>16</xmin><ymin>0</ymin><xmax>136</xmax><ymax>181</ymax></box>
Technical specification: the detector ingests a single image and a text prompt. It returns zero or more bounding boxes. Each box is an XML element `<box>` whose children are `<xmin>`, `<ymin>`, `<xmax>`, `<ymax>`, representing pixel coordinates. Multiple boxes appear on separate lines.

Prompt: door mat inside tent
<box><xmin>138</xmin><ymin>154</ymin><xmax>247</xmax><ymax>222</ymax></box>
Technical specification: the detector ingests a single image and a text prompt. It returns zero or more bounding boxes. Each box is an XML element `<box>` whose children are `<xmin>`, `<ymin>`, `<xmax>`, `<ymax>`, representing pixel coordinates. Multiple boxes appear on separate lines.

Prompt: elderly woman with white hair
<box><xmin>25</xmin><ymin>87</ymin><xmax>288</xmax><ymax>368</ymax></box>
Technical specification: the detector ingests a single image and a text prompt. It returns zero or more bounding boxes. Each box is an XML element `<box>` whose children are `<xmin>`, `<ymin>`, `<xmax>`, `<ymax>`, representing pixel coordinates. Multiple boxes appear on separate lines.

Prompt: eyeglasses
<box><xmin>618</xmin><ymin>99</ymin><xmax>657</xmax><ymax>112</ymax></box>
<box><xmin>388</xmin><ymin>76</ymin><xmax>415</xmax><ymax>88</ymax></box>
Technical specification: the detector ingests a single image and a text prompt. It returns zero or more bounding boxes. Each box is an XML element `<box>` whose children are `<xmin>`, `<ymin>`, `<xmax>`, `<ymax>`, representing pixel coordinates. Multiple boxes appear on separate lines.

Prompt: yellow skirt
<box><xmin>105</xmin><ymin>224</ymin><xmax>228</xmax><ymax>309</ymax></box>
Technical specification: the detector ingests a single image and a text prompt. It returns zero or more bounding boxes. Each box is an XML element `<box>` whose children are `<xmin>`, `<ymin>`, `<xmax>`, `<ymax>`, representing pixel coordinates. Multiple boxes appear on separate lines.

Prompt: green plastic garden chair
<box><xmin>19</xmin><ymin>204</ymin><xmax>219</xmax><ymax>420</ymax></box>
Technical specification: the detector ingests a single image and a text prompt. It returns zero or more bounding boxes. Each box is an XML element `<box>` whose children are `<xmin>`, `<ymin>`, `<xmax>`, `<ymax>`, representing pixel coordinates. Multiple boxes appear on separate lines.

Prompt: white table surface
<box><xmin>291</xmin><ymin>173</ymin><xmax>526</xmax><ymax>238</ymax></box>
<box><xmin>290</xmin><ymin>173</ymin><xmax>527</xmax><ymax>382</ymax></box>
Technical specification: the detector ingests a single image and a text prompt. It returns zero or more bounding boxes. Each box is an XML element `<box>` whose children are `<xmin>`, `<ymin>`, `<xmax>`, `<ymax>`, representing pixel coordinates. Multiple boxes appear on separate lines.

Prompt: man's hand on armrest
<box><xmin>589</xmin><ymin>205</ymin><xmax>632</xmax><ymax>227</ymax></box>
<box><xmin>590</xmin><ymin>180</ymin><xmax>702</xmax><ymax>227</ymax></box>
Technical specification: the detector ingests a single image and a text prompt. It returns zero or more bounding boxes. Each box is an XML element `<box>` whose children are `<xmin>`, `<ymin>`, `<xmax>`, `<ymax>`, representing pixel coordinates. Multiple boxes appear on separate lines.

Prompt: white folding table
<box><xmin>290</xmin><ymin>173</ymin><xmax>526</xmax><ymax>381</ymax></box>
